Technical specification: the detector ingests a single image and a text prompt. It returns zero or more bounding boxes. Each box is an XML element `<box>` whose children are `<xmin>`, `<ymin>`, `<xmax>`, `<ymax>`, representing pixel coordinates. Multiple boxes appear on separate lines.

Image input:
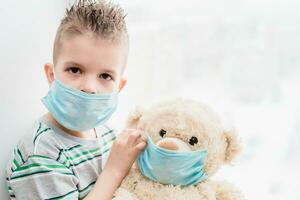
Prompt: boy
<box><xmin>5</xmin><ymin>0</ymin><xmax>147</xmax><ymax>199</ymax></box>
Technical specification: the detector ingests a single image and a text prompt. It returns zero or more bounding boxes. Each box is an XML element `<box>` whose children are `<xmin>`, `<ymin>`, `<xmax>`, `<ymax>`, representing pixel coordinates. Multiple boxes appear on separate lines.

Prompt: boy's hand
<box><xmin>104</xmin><ymin>129</ymin><xmax>147</xmax><ymax>179</ymax></box>
<box><xmin>84</xmin><ymin>129</ymin><xmax>147</xmax><ymax>200</ymax></box>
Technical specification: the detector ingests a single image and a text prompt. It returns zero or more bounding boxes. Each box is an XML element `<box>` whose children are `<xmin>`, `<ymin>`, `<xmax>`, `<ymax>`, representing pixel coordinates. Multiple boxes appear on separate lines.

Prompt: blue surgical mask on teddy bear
<box><xmin>138</xmin><ymin>135</ymin><xmax>208</xmax><ymax>186</ymax></box>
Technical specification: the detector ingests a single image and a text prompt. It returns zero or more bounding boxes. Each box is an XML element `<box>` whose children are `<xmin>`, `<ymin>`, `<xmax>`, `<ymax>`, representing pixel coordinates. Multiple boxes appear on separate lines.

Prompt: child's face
<box><xmin>44</xmin><ymin>32</ymin><xmax>127</xmax><ymax>94</ymax></box>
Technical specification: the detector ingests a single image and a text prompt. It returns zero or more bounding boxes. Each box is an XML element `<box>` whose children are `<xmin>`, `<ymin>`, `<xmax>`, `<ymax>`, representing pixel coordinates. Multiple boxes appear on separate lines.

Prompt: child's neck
<box><xmin>46</xmin><ymin>113</ymin><xmax>97</xmax><ymax>139</ymax></box>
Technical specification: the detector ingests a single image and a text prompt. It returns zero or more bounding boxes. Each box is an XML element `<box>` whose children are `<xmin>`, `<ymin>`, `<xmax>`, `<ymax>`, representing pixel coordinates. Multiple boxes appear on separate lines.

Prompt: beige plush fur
<box><xmin>113</xmin><ymin>99</ymin><xmax>245</xmax><ymax>200</ymax></box>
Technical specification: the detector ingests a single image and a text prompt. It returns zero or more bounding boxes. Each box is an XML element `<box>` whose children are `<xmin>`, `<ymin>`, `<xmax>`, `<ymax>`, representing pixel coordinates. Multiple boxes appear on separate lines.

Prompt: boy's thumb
<box><xmin>135</xmin><ymin>141</ymin><xmax>147</xmax><ymax>151</ymax></box>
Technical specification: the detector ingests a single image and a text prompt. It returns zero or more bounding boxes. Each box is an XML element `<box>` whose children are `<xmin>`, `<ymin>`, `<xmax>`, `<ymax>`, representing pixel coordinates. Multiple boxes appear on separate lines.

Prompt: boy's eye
<box><xmin>67</xmin><ymin>67</ymin><xmax>81</xmax><ymax>74</ymax></box>
<box><xmin>99</xmin><ymin>73</ymin><xmax>113</xmax><ymax>81</ymax></box>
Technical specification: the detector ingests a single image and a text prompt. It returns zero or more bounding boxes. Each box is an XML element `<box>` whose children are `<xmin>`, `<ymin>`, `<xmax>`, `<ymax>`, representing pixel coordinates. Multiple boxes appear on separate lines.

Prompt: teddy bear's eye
<box><xmin>189</xmin><ymin>136</ymin><xmax>198</xmax><ymax>146</ymax></box>
<box><xmin>159</xmin><ymin>129</ymin><xmax>167</xmax><ymax>137</ymax></box>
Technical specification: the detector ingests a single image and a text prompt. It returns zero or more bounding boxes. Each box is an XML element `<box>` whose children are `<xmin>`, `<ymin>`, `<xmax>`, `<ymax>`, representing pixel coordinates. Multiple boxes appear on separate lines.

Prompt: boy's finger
<box><xmin>121</xmin><ymin>129</ymin><xmax>135</xmax><ymax>136</ymax></box>
<box><xmin>140</xmin><ymin>134</ymin><xmax>147</xmax><ymax>142</ymax></box>
<box><xmin>127</xmin><ymin>130</ymin><xmax>141</xmax><ymax>145</ymax></box>
<box><xmin>118</xmin><ymin>129</ymin><xmax>136</xmax><ymax>140</ymax></box>
<box><xmin>136</xmin><ymin>134</ymin><xmax>147</xmax><ymax>144</ymax></box>
<box><xmin>135</xmin><ymin>141</ymin><xmax>147</xmax><ymax>151</ymax></box>
<box><xmin>125</xmin><ymin>128</ymin><xmax>136</xmax><ymax>132</ymax></box>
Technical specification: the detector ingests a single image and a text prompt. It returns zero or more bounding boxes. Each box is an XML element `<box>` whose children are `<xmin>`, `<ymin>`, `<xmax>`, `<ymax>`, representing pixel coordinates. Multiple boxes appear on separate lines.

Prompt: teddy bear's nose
<box><xmin>157</xmin><ymin>137</ymin><xmax>192</xmax><ymax>152</ymax></box>
<box><xmin>157</xmin><ymin>141</ymin><xmax>179</xmax><ymax>151</ymax></box>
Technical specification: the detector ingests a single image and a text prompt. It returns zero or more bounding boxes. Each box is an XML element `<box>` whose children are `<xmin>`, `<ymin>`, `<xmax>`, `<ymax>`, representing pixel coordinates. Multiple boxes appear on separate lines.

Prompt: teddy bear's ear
<box><xmin>126</xmin><ymin>106</ymin><xmax>145</xmax><ymax>129</ymax></box>
<box><xmin>224</xmin><ymin>128</ymin><xmax>242</xmax><ymax>164</ymax></box>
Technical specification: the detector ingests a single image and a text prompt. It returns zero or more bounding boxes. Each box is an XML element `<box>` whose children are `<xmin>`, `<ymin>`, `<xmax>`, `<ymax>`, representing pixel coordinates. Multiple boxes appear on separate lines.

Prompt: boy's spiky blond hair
<box><xmin>53</xmin><ymin>0</ymin><xmax>128</xmax><ymax>63</ymax></box>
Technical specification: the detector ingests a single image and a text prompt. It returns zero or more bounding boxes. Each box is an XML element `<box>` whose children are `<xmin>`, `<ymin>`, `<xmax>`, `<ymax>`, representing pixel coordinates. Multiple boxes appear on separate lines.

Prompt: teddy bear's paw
<box><xmin>212</xmin><ymin>181</ymin><xmax>246</xmax><ymax>200</ymax></box>
<box><xmin>113</xmin><ymin>187</ymin><xmax>138</xmax><ymax>200</ymax></box>
<box><xmin>196</xmin><ymin>183</ymin><xmax>217</xmax><ymax>200</ymax></box>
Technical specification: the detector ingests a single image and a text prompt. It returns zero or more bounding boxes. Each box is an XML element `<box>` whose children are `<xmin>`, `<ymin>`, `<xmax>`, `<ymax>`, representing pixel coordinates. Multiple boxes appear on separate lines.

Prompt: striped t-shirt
<box><xmin>5</xmin><ymin>114</ymin><xmax>117</xmax><ymax>200</ymax></box>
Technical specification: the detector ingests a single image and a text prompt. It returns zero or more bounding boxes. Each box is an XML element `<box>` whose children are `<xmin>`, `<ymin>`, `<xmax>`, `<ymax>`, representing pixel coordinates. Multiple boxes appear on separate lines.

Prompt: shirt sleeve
<box><xmin>6</xmin><ymin>154</ymin><xmax>79</xmax><ymax>200</ymax></box>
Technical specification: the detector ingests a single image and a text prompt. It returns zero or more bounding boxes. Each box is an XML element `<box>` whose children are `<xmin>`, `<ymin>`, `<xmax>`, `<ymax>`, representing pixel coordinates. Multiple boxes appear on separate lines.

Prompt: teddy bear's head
<box><xmin>127</xmin><ymin>99</ymin><xmax>242</xmax><ymax>177</ymax></box>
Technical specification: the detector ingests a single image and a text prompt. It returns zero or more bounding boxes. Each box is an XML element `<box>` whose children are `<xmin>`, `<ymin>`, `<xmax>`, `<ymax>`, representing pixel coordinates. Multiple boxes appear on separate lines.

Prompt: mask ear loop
<box><xmin>51</xmin><ymin>64</ymin><xmax>58</xmax><ymax>82</ymax></box>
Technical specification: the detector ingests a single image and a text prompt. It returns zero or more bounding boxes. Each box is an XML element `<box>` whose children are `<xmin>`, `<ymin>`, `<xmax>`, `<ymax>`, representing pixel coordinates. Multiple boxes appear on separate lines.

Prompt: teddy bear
<box><xmin>113</xmin><ymin>99</ymin><xmax>245</xmax><ymax>200</ymax></box>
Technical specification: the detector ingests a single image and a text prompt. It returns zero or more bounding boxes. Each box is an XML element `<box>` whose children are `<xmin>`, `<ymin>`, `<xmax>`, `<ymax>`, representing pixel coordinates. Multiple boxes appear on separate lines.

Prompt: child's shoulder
<box><xmin>6</xmin><ymin>115</ymin><xmax>119</xmax><ymax>177</ymax></box>
<box><xmin>6</xmin><ymin>116</ymin><xmax>65</xmax><ymax>173</ymax></box>
<box><xmin>26</xmin><ymin>116</ymin><xmax>62</xmax><ymax>152</ymax></box>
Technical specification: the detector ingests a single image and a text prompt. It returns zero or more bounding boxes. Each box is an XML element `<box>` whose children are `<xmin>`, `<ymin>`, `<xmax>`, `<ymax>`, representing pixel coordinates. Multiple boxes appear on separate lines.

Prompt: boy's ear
<box><xmin>44</xmin><ymin>63</ymin><xmax>54</xmax><ymax>86</ymax></box>
<box><xmin>224</xmin><ymin>128</ymin><xmax>242</xmax><ymax>164</ymax></box>
<box><xmin>126</xmin><ymin>106</ymin><xmax>145</xmax><ymax>129</ymax></box>
<box><xmin>118</xmin><ymin>78</ymin><xmax>127</xmax><ymax>93</ymax></box>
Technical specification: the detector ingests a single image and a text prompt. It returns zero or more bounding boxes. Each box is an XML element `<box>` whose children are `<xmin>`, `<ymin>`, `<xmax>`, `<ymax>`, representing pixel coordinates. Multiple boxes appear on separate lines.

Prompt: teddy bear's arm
<box><xmin>113</xmin><ymin>187</ymin><xmax>139</xmax><ymax>200</ymax></box>
<box><xmin>210</xmin><ymin>180</ymin><xmax>246</xmax><ymax>200</ymax></box>
<box><xmin>113</xmin><ymin>166</ymin><xmax>144</xmax><ymax>200</ymax></box>
<box><xmin>195</xmin><ymin>181</ymin><xmax>217</xmax><ymax>200</ymax></box>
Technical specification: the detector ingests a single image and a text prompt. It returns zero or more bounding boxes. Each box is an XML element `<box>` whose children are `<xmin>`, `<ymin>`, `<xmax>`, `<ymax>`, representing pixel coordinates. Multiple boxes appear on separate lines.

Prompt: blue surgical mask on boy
<box><xmin>41</xmin><ymin>78</ymin><xmax>118</xmax><ymax>131</ymax></box>
<box><xmin>138</xmin><ymin>135</ymin><xmax>208</xmax><ymax>186</ymax></box>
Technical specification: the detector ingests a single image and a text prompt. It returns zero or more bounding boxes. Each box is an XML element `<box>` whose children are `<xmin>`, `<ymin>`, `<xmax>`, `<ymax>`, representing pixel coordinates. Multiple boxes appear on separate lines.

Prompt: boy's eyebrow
<box><xmin>64</xmin><ymin>61</ymin><xmax>117</xmax><ymax>75</ymax></box>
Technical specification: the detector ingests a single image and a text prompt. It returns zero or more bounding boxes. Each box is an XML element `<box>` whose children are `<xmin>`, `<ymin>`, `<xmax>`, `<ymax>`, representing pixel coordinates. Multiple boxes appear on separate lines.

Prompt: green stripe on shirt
<box><xmin>10</xmin><ymin>170</ymin><xmax>74</xmax><ymax>180</ymax></box>
<box><xmin>6</xmin><ymin>116</ymin><xmax>118</xmax><ymax>200</ymax></box>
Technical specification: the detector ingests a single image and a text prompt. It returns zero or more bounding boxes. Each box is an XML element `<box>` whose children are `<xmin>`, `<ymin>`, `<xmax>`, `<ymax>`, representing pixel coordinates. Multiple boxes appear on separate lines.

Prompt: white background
<box><xmin>1</xmin><ymin>0</ymin><xmax>300</xmax><ymax>199</ymax></box>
